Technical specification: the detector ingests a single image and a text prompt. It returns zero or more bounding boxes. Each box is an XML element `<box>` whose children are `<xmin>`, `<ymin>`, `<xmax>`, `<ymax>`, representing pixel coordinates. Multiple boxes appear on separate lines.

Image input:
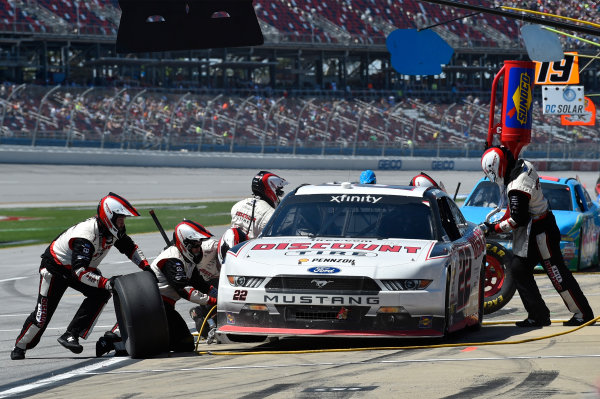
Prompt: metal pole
<box><xmin>199</xmin><ymin>94</ymin><xmax>223</xmax><ymax>152</ymax></box>
<box><xmin>32</xmin><ymin>85</ymin><xmax>60</xmax><ymax>147</ymax></box>
<box><xmin>165</xmin><ymin>92</ymin><xmax>190</xmax><ymax>151</ymax></box>
<box><xmin>262</xmin><ymin>96</ymin><xmax>285</xmax><ymax>154</ymax></box>
<box><xmin>417</xmin><ymin>0</ymin><xmax>600</xmax><ymax>37</ymax></box>
<box><xmin>0</xmin><ymin>83</ymin><xmax>26</xmax><ymax>139</ymax></box>
<box><xmin>323</xmin><ymin>100</ymin><xmax>343</xmax><ymax>156</ymax></box>
<box><xmin>352</xmin><ymin>104</ymin><xmax>370</xmax><ymax>156</ymax></box>
<box><xmin>121</xmin><ymin>89</ymin><xmax>146</xmax><ymax>150</ymax></box>
<box><xmin>66</xmin><ymin>87</ymin><xmax>94</xmax><ymax>147</ymax></box>
<box><xmin>293</xmin><ymin>98</ymin><xmax>315</xmax><ymax>155</ymax></box>
<box><xmin>101</xmin><ymin>88</ymin><xmax>127</xmax><ymax>149</ymax></box>
<box><xmin>230</xmin><ymin>95</ymin><xmax>254</xmax><ymax>153</ymax></box>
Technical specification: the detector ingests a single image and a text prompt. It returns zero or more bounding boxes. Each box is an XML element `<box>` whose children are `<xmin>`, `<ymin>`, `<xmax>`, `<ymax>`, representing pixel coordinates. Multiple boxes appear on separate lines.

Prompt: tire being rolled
<box><xmin>483</xmin><ymin>241</ymin><xmax>516</xmax><ymax>315</ymax></box>
<box><xmin>112</xmin><ymin>272</ymin><xmax>169</xmax><ymax>358</ymax></box>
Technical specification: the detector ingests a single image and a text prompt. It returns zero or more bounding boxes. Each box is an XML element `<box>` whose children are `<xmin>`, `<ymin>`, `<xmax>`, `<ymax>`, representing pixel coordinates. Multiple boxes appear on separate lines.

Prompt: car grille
<box><xmin>295</xmin><ymin>309</ymin><xmax>340</xmax><ymax>320</ymax></box>
<box><xmin>276</xmin><ymin>305</ymin><xmax>370</xmax><ymax>322</ymax></box>
<box><xmin>265</xmin><ymin>276</ymin><xmax>380</xmax><ymax>293</ymax></box>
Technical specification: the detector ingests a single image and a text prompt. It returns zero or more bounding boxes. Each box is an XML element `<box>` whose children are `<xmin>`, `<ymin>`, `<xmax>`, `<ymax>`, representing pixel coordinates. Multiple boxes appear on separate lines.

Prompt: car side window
<box><xmin>542</xmin><ymin>184</ymin><xmax>572</xmax><ymax>211</ymax></box>
<box><xmin>573</xmin><ymin>186</ymin><xmax>587</xmax><ymax>212</ymax></box>
<box><xmin>583</xmin><ymin>188</ymin><xmax>594</xmax><ymax>209</ymax></box>
<box><xmin>438</xmin><ymin>197</ymin><xmax>462</xmax><ymax>241</ymax></box>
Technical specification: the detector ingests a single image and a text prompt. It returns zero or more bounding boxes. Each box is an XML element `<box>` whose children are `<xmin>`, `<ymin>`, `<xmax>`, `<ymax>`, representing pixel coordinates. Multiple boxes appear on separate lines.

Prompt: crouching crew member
<box><xmin>11</xmin><ymin>193</ymin><xmax>150</xmax><ymax>360</ymax></box>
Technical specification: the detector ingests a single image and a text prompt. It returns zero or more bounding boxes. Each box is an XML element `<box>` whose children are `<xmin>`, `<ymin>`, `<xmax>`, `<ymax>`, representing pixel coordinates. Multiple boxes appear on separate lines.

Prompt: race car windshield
<box><xmin>465</xmin><ymin>180</ymin><xmax>502</xmax><ymax>208</ymax></box>
<box><xmin>265</xmin><ymin>195</ymin><xmax>434</xmax><ymax>240</ymax></box>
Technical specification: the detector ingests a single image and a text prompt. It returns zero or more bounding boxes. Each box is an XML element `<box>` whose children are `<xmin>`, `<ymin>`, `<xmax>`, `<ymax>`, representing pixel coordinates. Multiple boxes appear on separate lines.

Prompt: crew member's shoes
<box><xmin>10</xmin><ymin>346</ymin><xmax>25</xmax><ymax>360</ymax></box>
<box><xmin>96</xmin><ymin>337</ymin><xmax>115</xmax><ymax>357</ymax></box>
<box><xmin>515</xmin><ymin>318</ymin><xmax>551</xmax><ymax>328</ymax></box>
<box><xmin>57</xmin><ymin>331</ymin><xmax>83</xmax><ymax>354</ymax></box>
<box><xmin>96</xmin><ymin>331</ymin><xmax>120</xmax><ymax>357</ymax></box>
<box><xmin>190</xmin><ymin>306</ymin><xmax>207</xmax><ymax>337</ymax></box>
<box><xmin>563</xmin><ymin>314</ymin><xmax>595</xmax><ymax>326</ymax></box>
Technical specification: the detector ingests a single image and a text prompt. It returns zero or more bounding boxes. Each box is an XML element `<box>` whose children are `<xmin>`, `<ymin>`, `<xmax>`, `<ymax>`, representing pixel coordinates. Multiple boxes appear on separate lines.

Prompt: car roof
<box><xmin>538</xmin><ymin>176</ymin><xmax>579</xmax><ymax>186</ymax></box>
<box><xmin>294</xmin><ymin>182</ymin><xmax>432</xmax><ymax>198</ymax></box>
<box><xmin>477</xmin><ymin>176</ymin><xmax>578</xmax><ymax>186</ymax></box>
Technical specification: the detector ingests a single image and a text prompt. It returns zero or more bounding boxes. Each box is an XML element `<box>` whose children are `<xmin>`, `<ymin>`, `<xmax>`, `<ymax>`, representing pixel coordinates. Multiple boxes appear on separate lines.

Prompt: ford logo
<box><xmin>308</xmin><ymin>267</ymin><xmax>341</xmax><ymax>274</ymax></box>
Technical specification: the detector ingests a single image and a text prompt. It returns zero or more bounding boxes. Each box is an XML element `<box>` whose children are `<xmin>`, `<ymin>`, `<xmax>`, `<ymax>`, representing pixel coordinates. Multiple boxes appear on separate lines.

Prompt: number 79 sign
<box><xmin>534</xmin><ymin>52</ymin><xmax>580</xmax><ymax>85</ymax></box>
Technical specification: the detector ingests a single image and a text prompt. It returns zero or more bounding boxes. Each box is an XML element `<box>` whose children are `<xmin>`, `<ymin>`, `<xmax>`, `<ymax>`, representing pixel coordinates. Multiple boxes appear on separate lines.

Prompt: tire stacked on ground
<box><xmin>112</xmin><ymin>272</ymin><xmax>169</xmax><ymax>358</ymax></box>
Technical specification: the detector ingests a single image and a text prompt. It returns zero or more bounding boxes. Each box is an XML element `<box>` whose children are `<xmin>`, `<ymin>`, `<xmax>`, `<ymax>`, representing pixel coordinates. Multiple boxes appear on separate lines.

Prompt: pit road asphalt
<box><xmin>1</xmin><ymin>165</ymin><xmax>599</xmax><ymax>399</ymax></box>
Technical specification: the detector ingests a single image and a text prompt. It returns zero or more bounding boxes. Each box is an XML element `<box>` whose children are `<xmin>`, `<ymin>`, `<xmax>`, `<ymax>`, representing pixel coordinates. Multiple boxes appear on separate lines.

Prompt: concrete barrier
<box><xmin>0</xmin><ymin>145</ymin><xmax>597</xmax><ymax>172</ymax></box>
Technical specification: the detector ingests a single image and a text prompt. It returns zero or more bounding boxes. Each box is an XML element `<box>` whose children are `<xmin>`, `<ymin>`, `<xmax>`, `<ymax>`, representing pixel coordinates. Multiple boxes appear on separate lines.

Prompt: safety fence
<box><xmin>0</xmin><ymin>85</ymin><xmax>598</xmax><ymax>160</ymax></box>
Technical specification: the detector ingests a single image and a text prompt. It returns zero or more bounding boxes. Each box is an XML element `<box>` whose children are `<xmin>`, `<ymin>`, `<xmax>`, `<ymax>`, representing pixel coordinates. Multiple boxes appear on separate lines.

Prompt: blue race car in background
<box><xmin>462</xmin><ymin>176</ymin><xmax>600</xmax><ymax>272</ymax></box>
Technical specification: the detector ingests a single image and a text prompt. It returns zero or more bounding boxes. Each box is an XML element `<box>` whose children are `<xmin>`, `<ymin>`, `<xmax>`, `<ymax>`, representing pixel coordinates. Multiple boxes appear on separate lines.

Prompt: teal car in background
<box><xmin>462</xmin><ymin>176</ymin><xmax>600</xmax><ymax>272</ymax></box>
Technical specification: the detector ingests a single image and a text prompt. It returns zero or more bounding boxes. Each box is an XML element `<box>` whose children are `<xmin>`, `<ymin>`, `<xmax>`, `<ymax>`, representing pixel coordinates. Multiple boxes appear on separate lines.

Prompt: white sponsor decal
<box><xmin>330</xmin><ymin>194</ymin><xmax>382</xmax><ymax>204</ymax></box>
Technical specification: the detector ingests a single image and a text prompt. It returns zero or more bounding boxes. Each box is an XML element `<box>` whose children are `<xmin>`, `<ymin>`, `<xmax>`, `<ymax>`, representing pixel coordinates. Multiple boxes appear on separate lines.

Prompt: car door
<box><xmin>575</xmin><ymin>184</ymin><xmax>600</xmax><ymax>267</ymax></box>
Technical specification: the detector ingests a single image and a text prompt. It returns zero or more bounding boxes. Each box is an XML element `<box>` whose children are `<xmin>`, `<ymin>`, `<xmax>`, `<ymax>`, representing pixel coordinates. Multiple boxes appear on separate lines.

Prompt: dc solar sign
<box><xmin>542</xmin><ymin>85</ymin><xmax>585</xmax><ymax>115</ymax></box>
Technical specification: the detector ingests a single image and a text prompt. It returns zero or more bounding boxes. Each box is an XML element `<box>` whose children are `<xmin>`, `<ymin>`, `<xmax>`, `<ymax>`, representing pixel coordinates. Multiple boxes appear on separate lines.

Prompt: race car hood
<box><xmin>224</xmin><ymin>237</ymin><xmax>443</xmax><ymax>279</ymax></box>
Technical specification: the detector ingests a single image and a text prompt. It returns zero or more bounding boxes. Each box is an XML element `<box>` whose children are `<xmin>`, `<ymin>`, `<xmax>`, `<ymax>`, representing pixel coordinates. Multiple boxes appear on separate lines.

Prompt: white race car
<box><xmin>217</xmin><ymin>182</ymin><xmax>486</xmax><ymax>339</ymax></box>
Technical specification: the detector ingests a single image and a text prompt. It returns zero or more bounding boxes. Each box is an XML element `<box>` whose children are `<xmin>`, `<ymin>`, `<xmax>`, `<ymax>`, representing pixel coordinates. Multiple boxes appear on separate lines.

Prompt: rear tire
<box><xmin>483</xmin><ymin>241</ymin><xmax>516</xmax><ymax>315</ymax></box>
<box><xmin>113</xmin><ymin>272</ymin><xmax>169</xmax><ymax>358</ymax></box>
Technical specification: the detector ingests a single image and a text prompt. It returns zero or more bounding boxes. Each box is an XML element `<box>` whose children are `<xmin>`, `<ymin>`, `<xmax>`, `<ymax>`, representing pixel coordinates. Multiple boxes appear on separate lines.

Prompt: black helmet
<box><xmin>251</xmin><ymin>170</ymin><xmax>288</xmax><ymax>207</ymax></box>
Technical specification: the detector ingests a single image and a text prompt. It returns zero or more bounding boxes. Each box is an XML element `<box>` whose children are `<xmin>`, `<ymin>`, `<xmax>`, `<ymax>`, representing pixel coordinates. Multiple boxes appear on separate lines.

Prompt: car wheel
<box><xmin>483</xmin><ymin>240</ymin><xmax>516</xmax><ymax>315</ymax></box>
<box><xmin>467</xmin><ymin>260</ymin><xmax>485</xmax><ymax>331</ymax></box>
<box><xmin>112</xmin><ymin>272</ymin><xmax>169</xmax><ymax>358</ymax></box>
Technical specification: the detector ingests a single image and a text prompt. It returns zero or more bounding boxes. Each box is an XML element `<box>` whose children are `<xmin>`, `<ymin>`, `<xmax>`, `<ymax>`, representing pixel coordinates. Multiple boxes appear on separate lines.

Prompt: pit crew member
<box><xmin>11</xmin><ymin>193</ymin><xmax>151</xmax><ymax>360</ymax></box>
<box><xmin>481</xmin><ymin>146</ymin><xmax>594</xmax><ymax>327</ymax></box>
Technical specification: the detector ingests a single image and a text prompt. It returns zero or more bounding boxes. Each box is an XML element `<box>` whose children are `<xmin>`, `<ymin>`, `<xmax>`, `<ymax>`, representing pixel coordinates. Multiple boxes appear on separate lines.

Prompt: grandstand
<box><xmin>0</xmin><ymin>0</ymin><xmax>599</xmax><ymax>158</ymax></box>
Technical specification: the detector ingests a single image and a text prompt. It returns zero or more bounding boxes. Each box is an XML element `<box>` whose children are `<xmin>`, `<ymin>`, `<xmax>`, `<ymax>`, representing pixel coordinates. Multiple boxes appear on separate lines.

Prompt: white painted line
<box><xmin>0</xmin><ymin>324</ymin><xmax>118</xmax><ymax>332</ymax></box>
<box><xmin>72</xmin><ymin>353</ymin><xmax>600</xmax><ymax>375</ymax></box>
<box><xmin>0</xmin><ymin>357</ymin><xmax>128</xmax><ymax>398</ymax></box>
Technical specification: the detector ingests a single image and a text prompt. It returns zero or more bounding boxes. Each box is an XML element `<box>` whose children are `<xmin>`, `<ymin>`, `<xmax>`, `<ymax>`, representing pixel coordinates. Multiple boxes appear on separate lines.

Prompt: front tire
<box><xmin>483</xmin><ymin>241</ymin><xmax>516</xmax><ymax>315</ymax></box>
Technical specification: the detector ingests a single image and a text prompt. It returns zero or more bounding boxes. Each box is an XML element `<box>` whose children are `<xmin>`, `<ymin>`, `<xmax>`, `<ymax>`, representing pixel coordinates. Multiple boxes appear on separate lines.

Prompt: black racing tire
<box><xmin>112</xmin><ymin>272</ymin><xmax>169</xmax><ymax>359</ymax></box>
<box><xmin>483</xmin><ymin>241</ymin><xmax>516</xmax><ymax>315</ymax></box>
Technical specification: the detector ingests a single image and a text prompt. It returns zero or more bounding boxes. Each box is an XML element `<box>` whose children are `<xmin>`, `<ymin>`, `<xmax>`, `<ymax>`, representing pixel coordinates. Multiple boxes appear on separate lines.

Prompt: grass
<box><xmin>0</xmin><ymin>201</ymin><xmax>236</xmax><ymax>248</ymax></box>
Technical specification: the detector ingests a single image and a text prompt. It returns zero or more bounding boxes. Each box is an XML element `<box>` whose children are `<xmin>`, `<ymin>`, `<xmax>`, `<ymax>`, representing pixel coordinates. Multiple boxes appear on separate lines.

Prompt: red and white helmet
<box><xmin>174</xmin><ymin>220</ymin><xmax>213</xmax><ymax>263</ymax></box>
<box><xmin>251</xmin><ymin>170</ymin><xmax>288</xmax><ymax>207</ymax></box>
<box><xmin>481</xmin><ymin>146</ymin><xmax>509</xmax><ymax>186</ymax></box>
<box><xmin>409</xmin><ymin>172</ymin><xmax>445</xmax><ymax>192</ymax></box>
<box><xmin>97</xmin><ymin>192</ymin><xmax>140</xmax><ymax>238</ymax></box>
<box><xmin>217</xmin><ymin>226</ymin><xmax>249</xmax><ymax>265</ymax></box>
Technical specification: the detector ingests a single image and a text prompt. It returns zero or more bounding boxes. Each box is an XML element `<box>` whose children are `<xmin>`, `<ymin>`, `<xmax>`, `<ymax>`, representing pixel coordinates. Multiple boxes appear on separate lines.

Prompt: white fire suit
<box><xmin>230</xmin><ymin>196</ymin><xmax>275</xmax><ymax>239</ymax></box>
<box><xmin>14</xmin><ymin>217</ymin><xmax>149</xmax><ymax>351</ymax></box>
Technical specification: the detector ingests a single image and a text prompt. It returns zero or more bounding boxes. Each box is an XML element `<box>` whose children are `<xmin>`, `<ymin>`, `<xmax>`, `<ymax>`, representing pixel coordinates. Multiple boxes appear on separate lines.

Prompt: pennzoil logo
<box><xmin>509</xmin><ymin>72</ymin><xmax>533</xmax><ymax>125</ymax></box>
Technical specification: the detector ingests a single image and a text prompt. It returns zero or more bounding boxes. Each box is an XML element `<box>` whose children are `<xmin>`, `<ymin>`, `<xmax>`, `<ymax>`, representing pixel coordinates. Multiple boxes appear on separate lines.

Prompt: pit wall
<box><xmin>0</xmin><ymin>146</ymin><xmax>598</xmax><ymax>172</ymax></box>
